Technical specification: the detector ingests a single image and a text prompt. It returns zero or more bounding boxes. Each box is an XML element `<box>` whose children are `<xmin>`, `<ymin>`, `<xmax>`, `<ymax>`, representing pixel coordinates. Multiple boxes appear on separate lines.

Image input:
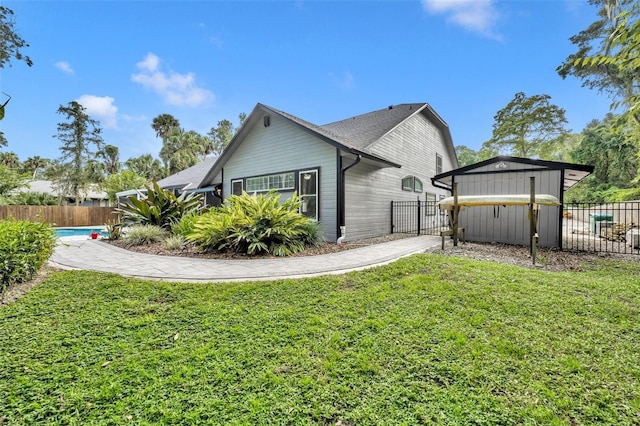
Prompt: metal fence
<box><xmin>391</xmin><ymin>201</ymin><xmax>448</xmax><ymax>236</ymax></box>
<box><xmin>391</xmin><ymin>200</ymin><xmax>640</xmax><ymax>256</ymax></box>
<box><xmin>562</xmin><ymin>202</ymin><xmax>640</xmax><ymax>255</ymax></box>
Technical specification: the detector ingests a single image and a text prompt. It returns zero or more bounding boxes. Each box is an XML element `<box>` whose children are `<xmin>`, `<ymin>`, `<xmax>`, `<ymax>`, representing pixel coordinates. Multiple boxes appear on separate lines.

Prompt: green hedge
<box><xmin>0</xmin><ymin>220</ymin><xmax>56</xmax><ymax>295</ymax></box>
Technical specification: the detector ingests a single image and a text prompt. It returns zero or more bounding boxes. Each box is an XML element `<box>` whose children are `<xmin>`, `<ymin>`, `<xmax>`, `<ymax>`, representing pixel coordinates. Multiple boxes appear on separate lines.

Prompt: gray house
<box><xmin>432</xmin><ymin>156</ymin><xmax>593</xmax><ymax>248</ymax></box>
<box><xmin>163</xmin><ymin>102</ymin><xmax>458</xmax><ymax>243</ymax></box>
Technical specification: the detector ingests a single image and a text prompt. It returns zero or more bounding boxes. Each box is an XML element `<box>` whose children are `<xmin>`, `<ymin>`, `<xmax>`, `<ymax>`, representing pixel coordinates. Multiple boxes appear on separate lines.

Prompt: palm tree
<box><xmin>98</xmin><ymin>144</ymin><xmax>120</xmax><ymax>175</ymax></box>
<box><xmin>151</xmin><ymin>114</ymin><xmax>180</xmax><ymax>140</ymax></box>
<box><xmin>23</xmin><ymin>155</ymin><xmax>49</xmax><ymax>179</ymax></box>
<box><xmin>0</xmin><ymin>151</ymin><xmax>20</xmax><ymax>168</ymax></box>
<box><xmin>125</xmin><ymin>154</ymin><xmax>165</xmax><ymax>181</ymax></box>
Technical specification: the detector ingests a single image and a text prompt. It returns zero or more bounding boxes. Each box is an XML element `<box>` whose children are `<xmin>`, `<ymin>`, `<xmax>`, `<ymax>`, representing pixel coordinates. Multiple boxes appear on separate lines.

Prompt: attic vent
<box><xmin>388</xmin><ymin>105</ymin><xmax>393</xmax><ymax>110</ymax></box>
<box><xmin>263</xmin><ymin>115</ymin><xmax>270</xmax><ymax>127</ymax></box>
<box><xmin>495</xmin><ymin>162</ymin><xmax>508</xmax><ymax>169</ymax></box>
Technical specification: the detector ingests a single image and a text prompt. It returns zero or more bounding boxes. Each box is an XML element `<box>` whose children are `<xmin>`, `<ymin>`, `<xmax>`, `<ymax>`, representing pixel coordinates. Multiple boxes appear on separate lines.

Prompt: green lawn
<box><xmin>1</xmin><ymin>254</ymin><xmax>639</xmax><ymax>425</ymax></box>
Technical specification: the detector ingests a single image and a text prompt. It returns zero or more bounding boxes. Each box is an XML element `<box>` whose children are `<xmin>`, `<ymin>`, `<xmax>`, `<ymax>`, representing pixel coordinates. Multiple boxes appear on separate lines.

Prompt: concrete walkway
<box><xmin>50</xmin><ymin>235</ymin><xmax>442</xmax><ymax>282</ymax></box>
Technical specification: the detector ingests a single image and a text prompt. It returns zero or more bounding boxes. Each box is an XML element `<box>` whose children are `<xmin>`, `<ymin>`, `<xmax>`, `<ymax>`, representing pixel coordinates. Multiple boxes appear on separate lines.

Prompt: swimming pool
<box><xmin>53</xmin><ymin>227</ymin><xmax>105</xmax><ymax>238</ymax></box>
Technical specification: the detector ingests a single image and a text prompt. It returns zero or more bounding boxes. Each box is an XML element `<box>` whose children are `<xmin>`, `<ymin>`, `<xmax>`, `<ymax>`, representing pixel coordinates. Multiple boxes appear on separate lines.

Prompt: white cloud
<box><xmin>422</xmin><ymin>0</ymin><xmax>500</xmax><ymax>39</ymax></box>
<box><xmin>121</xmin><ymin>114</ymin><xmax>147</xmax><ymax>122</ymax></box>
<box><xmin>131</xmin><ymin>52</ymin><xmax>214</xmax><ymax>107</ymax></box>
<box><xmin>54</xmin><ymin>61</ymin><xmax>74</xmax><ymax>74</ymax></box>
<box><xmin>76</xmin><ymin>94</ymin><xmax>118</xmax><ymax>128</ymax></box>
<box><xmin>328</xmin><ymin>70</ymin><xmax>354</xmax><ymax>90</ymax></box>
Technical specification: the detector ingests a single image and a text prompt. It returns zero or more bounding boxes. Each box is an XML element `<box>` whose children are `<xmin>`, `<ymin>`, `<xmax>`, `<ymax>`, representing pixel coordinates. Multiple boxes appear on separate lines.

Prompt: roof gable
<box><xmin>200</xmin><ymin>102</ymin><xmax>458</xmax><ymax>187</ymax></box>
<box><xmin>321</xmin><ymin>103</ymin><xmax>427</xmax><ymax>150</ymax></box>
<box><xmin>433</xmin><ymin>156</ymin><xmax>594</xmax><ymax>190</ymax></box>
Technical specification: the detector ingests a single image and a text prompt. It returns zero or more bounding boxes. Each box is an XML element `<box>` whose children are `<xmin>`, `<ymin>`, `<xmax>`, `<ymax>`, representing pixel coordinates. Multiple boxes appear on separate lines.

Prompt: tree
<box><xmin>207</xmin><ymin>112</ymin><xmax>247</xmax><ymax>155</ymax></box>
<box><xmin>151</xmin><ymin>113</ymin><xmax>180</xmax><ymax>140</ymax></box>
<box><xmin>454</xmin><ymin>145</ymin><xmax>481</xmax><ymax>167</ymax></box>
<box><xmin>160</xmin><ymin>127</ymin><xmax>211</xmax><ymax>174</ymax></box>
<box><xmin>0</xmin><ymin>6</ymin><xmax>32</xmax><ymax>68</ymax></box>
<box><xmin>101</xmin><ymin>170</ymin><xmax>147</xmax><ymax>204</ymax></box>
<box><xmin>207</xmin><ymin>119</ymin><xmax>234</xmax><ymax>156</ymax></box>
<box><xmin>558</xmin><ymin>0</ymin><xmax>639</xmax><ymax>127</ymax></box>
<box><xmin>0</xmin><ymin>131</ymin><xmax>7</xmax><ymax>148</ymax></box>
<box><xmin>0</xmin><ymin>164</ymin><xmax>28</xmax><ymax>197</ymax></box>
<box><xmin>53</xmin><ymin>101</ymin><xmax>104</xmax><ymax>205</ymax></box>
<box><xmin>22</xmin><ymin>155</ymin><xmax>49</xmax><ymax>179</ymax></box>
<box><xmin>570</xmin><ymin>115</ymin><xmax>638</xmax><ymax>188</ymax></box>
<box><xmin>98</xmin><ymin>144</ymin><xmax>120</xmax><ymax>175</ymax></box>
<box><xmin>0</xmin><ymin>151</ymin><xmax>19</xmax><ymax>168</ymax></box>
<box><xmin>125</xmin><ymin>154</ymin><xmax>165</xmax><ymax>181</ymax></box>
<box><xmin>481</xmin><ymin>92</ymin><xmax>570</xmax><ymax>159</ymax></box>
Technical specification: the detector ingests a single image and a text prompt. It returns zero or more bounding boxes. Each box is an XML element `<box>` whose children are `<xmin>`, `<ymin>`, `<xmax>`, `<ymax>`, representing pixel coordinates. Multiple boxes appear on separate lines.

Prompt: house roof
<box><xmin>22</xmin><ymin>180</ymin><xmax>108</xmax><ymax>199</ymax></box>
<box><xmin>156</xmin><ymin>156</ymin><xmax>218</xmax><ymax>190</ymax></box>
<box><xmin>432</xmin><ymin>156</ymin><xmax>594</xmax><ymax>191</ymax></box>
<box><xmin>201</xmin><ymin>102</ymin><xmax>458</xmax><ymax>187</ymax></box>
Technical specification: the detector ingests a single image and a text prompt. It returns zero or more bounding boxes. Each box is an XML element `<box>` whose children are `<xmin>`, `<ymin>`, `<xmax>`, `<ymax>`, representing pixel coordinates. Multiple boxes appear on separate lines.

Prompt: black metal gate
<box><xmin>391</xmin><ymin>200</ymin><xmax>448</xmax><ymax>236</ymax></box>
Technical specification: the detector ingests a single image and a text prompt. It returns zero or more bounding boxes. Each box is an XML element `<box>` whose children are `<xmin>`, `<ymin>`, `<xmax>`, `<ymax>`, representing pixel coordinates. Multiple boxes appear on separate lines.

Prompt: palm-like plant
<box><xmin>116</xmin><ymin>181</ymin><xmax>203</xmax><ymax>230</ymax></box>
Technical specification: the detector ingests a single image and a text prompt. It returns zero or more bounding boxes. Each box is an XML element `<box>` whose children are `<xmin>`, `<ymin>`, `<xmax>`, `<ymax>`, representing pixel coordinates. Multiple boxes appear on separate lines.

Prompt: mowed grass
<box><xmin>1</xmin><ymin>254</ymin><xmax>639</xmax><ymax>425</ymax></box>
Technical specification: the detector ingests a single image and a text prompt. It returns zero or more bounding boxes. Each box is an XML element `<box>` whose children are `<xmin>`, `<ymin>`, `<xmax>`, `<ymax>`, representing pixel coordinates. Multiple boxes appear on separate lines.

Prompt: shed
<box><xmin>432</xmin><ymin>156</ymin><xmax>593</xmax><ymax>248</ymax></box>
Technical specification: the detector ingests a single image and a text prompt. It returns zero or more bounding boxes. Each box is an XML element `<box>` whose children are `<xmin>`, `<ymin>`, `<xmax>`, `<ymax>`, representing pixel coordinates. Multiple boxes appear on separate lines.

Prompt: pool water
<box><xmin>54</xmin><ymin>228</ymin><xmax>105</xmax><ymax>238</ymax></box>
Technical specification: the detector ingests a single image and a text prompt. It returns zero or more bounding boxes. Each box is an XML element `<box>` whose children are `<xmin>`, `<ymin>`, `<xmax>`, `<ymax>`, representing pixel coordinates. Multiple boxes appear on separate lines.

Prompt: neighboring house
<box><xmin>158</xmin><ymin>102</ymin><xmax>457</xmax><ymax>243</ymax></box>
<box><xmin>20</xmin><ymin>180</ymin><xmax>109</xmax><ymax>207</ymax></box>
<box><xmin>432</xmin><ymin>156</ymin><xmax>594</xmax><ymax>248</ymax></box>
<box><xmin>156</xmin><ymin>156</ymin><xmax>221</xmax><ymax>207</ymax></box>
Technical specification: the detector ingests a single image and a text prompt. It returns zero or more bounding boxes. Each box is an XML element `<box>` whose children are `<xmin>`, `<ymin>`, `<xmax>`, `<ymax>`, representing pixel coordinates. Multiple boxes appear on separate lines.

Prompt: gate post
<box><xmin>390</xmin><ymin>201</ymin><xmax>394</xmax><ymax>234</ymax></box>
<box><xmin>417</xmin><ymin>196</ymin><xmax>421</xmax><ymax>236</ymax></box>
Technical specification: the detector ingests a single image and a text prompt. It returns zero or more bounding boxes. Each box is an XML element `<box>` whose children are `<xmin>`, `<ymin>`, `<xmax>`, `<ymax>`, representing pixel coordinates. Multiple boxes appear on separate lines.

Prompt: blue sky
<box><xmin>1</xmin><ymin>0</ymin><xmax>613</xmax><ymax>164</ymax></box>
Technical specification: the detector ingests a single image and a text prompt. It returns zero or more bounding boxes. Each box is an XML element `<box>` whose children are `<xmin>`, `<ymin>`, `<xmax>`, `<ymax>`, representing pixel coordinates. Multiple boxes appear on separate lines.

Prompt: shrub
<box><xmin>170</xmin><ymin>210</ymin><xmax>201</xmax><ymax>237</ymax></box>
<box><xmin>104</xmin><ymin>219</ymin><xmax>123</xmax><ymax>240</ymax></box>
<box><xmin>163</xmin><ymin>235</ymin><xmax>186</xmax><ymax>251</ymax></box>
<box><xmin>187</xmin><ymin>191</ymin><xmax>322</xmax><ymax>256</ymax></box>
<box><xmin>116</xmin><ymin>181</ymin><xmax>203</xmax><ymax>230</ymax></box>
<box><xmin>0</xmin><ymin>220</ymin><xmax>56</xmax><ymax>296</ymax></box>
<box><xmin>123</xmin><ymin>225</ymin><xmax>166</xmax><ymax>247</ymax></box>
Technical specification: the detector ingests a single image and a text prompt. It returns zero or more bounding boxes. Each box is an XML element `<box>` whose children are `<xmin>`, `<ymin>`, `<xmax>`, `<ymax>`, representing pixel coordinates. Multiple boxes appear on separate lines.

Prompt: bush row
<box><xmin>0</xmin><ymin>220</ymin><xmax>56</xmax><ymax>295</ymax></box>
<box><xmin>117</xmin><ymin>185</ymin><xmax>322</xmax><ymax>256</ymax></box>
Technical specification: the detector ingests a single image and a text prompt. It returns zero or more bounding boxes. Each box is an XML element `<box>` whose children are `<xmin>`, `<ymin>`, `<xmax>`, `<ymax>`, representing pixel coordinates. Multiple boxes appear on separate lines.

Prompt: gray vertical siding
<box><xmin>456</xmin><ymin>167</ymin><xmax>562</xmax><ymax>247</ymax></box>
<box><xmin>219</xmin><ymin>114</ymin><xmax>339</xmax><ymax>242</ymax></box>
<box><xmin>343</xmin><ymin>112</ymin><xmax>454</xmax><ymax>241</ymax></box>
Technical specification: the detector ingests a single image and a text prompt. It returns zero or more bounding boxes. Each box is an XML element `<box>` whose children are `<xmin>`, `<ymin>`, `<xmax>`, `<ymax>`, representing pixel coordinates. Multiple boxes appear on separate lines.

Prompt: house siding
<box><xmin>343</xmin><ymin>112</ymin><xmax>454</xmax><ymax>241</ymax></box>
<box><xmin>220</xmin><ymin>114</ymin><xmax>339</xmax><ymax>242</ymax></box>
<box><xmin>455</xmin><ymin>168</ymin><xmax>562</xmax><ymax>247</ymax></box>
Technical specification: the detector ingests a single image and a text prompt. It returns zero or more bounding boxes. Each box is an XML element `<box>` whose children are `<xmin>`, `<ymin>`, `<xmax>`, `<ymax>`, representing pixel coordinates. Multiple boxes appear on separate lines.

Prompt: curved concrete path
<box><xmin>50</xmin><ymin>235</ymin><xmax>442</xmax><ymax>282</ymax></box>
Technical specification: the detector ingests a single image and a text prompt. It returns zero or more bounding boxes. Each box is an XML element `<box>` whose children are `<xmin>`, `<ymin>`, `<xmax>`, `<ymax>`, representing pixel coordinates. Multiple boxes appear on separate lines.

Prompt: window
<box><xmin>402</xmin><ymin>176</ymin><xmax>413</xmax><ymax>191</ymax></box>
<box><xmin>246</xmin><ymin>172</ymin><xmax>295</xmax><ymax>193</ymax></box>
<box><xmin>414</xmin><ymin>178</ymin><xmax>423</xmax><ymax>192</ymax></box>
<box><xmin>436</xmin><ymin>154</ymin><xmax>443</xmax><ymax>175</ymax></box>
<box><xmin>402</xmin><ymin>176</ymin><xmax>423</xmax><ymax>193</ymax></box>
<box><xmin>231</xmin><ymin>179</ymin><xmax>243</xmax><ymax>196</ymax></box>
<box><xmin>426</xmin><ymin>193</ymin><xmax>436</xmax><ymax>216</ymax></box>
<box><xmin>299</xmin><ymin>169</ymin><xmax>318</xmax><ymax>221</ymax></box>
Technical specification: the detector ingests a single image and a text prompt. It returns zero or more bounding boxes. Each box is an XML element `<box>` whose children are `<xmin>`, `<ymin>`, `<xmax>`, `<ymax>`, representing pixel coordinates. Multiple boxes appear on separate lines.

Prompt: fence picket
<box><xmin>0</xmin><ymin>206</ymin><xmax>116</xmax><ymax>227</ymax></box>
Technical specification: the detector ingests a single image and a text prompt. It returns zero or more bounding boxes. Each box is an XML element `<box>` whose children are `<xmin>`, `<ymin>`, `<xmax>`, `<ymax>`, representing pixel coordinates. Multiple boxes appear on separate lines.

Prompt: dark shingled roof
<box><xmin>321</xmin><ymin>103</ymin><xmax>428</xmax><ymax>150</ymax></box>
<box><xmin>157</xmin><ymin>156</ymin><xmax>218</xmax><ymax>190</ymax></box>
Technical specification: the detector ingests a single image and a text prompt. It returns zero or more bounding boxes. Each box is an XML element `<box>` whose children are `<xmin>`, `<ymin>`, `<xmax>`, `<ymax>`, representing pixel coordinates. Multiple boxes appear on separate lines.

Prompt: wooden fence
<box><xmin>0</xmin><ymin>206</ymin><xmax>117</xmax><ymax>227</ymax></box>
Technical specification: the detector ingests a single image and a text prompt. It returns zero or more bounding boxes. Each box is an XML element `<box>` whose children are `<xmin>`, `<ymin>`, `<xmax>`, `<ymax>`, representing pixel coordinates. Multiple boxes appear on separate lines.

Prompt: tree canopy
<box><xmin>481</xmin><ymin>92</ymin><xmax>570</xmax><ymax>159</ymax></box>
<box><xmin>53</xmin><ymin>101</ymin><xmax>104</xmax><ymax>205</ymax></box>
<box><xmin>0</xmin><ymin>6</ymin><xmax>32</xmax><ymax>69</ymax></box>
<box><xmin>558</xmin><ymin>0</ymin><xmax>640</xmax><ymax>129</ymax></box>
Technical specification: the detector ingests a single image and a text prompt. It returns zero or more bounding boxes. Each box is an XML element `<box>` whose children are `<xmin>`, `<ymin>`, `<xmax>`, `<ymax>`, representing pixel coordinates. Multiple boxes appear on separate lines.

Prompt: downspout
<box><xmin>337</xmin><ymin>153</ymin><xmax>361</xmax><ymax>244</ymax></box>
